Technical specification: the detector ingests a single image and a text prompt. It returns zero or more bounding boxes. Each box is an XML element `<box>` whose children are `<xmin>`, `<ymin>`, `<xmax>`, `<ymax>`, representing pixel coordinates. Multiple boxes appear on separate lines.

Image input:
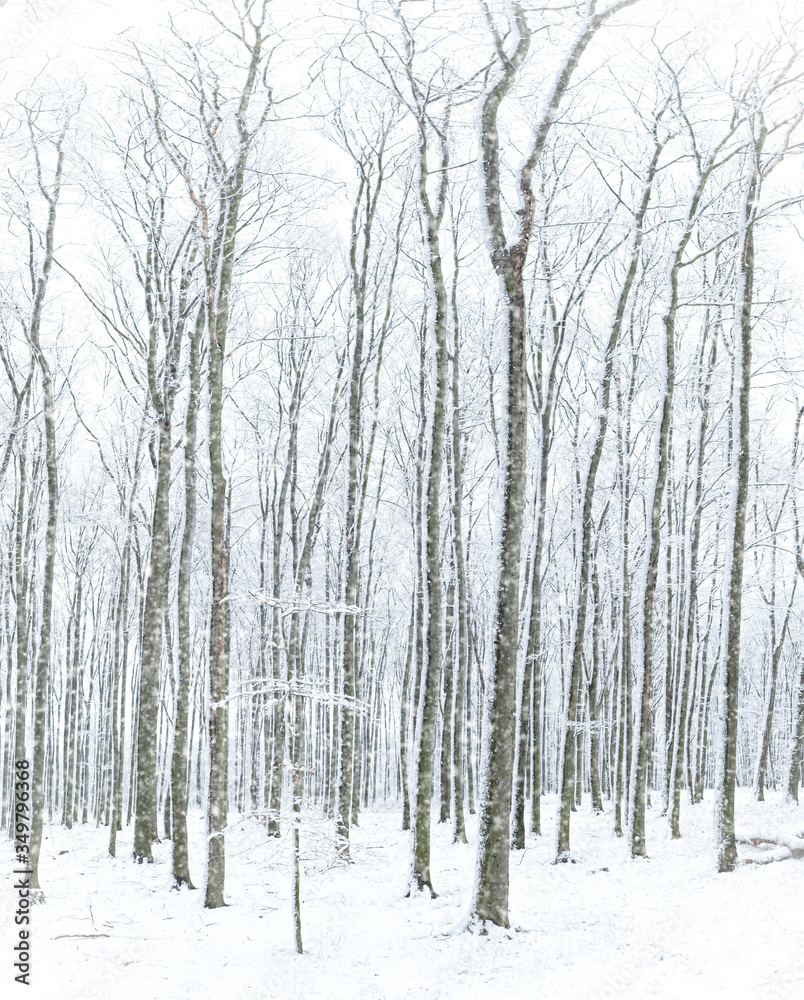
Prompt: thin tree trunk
<box><xmin>171</xmin><ymin>307</ymin><xmax>203</xmax><ymax>888</ymax></box>
<box><xmin>337</xmin><ymin>164</ymin><xmax>381</xmax><ymax>858</ymax></box>
<box><xmin>411</xmin><ymin>117</ymin><xmax>449</xmax><ymax>897</ymax></box>
<box><xmin>714</xmin><ymin>138</ymin><xmax>763</xmax><ymax>874</ymax></box>
<box><xmin>26</xmin><ymin>125</ymin><xmax>64</xmax><ymax>897</ymax></box>
<box><xmin>670</xmin><ymin>332</ymin><xmax>716</xmax><ymax>837</ymax></box>
<box><xmin>558</xmin><ymin>137</ymin><xmax>663</xmax><ymax>862</ymax></box>
<box><xmin>449</xmin><ymin>227</ymin><xmax>469</xmax><ymax>846</ymax></box>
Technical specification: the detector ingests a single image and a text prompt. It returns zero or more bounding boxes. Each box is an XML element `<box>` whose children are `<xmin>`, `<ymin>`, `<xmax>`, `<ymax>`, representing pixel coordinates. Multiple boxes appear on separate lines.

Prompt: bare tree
<box><xmin>472</xmin><ymin>0</ymin><xmax>638</xmax><ymax>926</ymax></box>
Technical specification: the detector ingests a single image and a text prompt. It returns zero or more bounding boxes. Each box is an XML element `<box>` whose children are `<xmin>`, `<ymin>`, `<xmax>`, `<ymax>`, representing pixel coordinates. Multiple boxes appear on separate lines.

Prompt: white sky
<box><xmin>0</xmin><ymin>0</ymin><xmax>797</xmax><ymax>327</ymax></box>
<box><xmin>0</xmin><ymin>0</ymin><xmax>786</xmax><ymax>83</ymax></box>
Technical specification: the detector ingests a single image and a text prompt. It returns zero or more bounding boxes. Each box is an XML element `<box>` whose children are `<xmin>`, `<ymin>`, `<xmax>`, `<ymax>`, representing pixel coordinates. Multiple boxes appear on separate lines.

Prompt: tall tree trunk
<box><xmin>201</xmin><ymin>20</ymin><xmax>266</xmax><ymax>907</ymax></box>
<box><xmin>13</xmin><ymin>408</ymin><xmax>31</xmax><ymax>798</ymax></box>
<box><xmin>633</xmin><ymin>119</ymin><xmax>735</xmax><ymax>853</ymax></box>
<box><xmin>630</xmin><ymin>172</ymin><xmax>676</xmax><ymax>858</ymax></box>
<box><xmin>108</xmin><ymin>417</ymin><xmax>143</xmax><ymax>858</ymax></box>
<box><xmin>588</xmin><ymin>559</ymin><xmax>604</xmax><ymax>814</ymax></box>
<box><xmin>471</xmin><ymin>0</ymin><xmax>636</xmax><ymax>930</ymax></box>
<box><xmin>786</xmin><ymin>651</ymin><xmax>804</xmax><ymax>803</ymax></box>
<box><xmin>26</xmin><ymin>126</ymin><xmax>64</xmax><ymax>897</ymax></box>
<box><xmin>64</xmin><ymin>570</ymin><xmax>83</xmax><ymax>828</ymax></box>
<box><xmin>557</xmin><ymin>137</ymin><xmax>662</xmax><ymax>862</ymax></box>
<box><xmin>513</xmin><ymin>296</ymin><xmax>564</xmax><ymax>846</ymax></box>
<box><xmin>449</xmin><ymin>229</ymin><xmax>469</xmax><ymax>846</ymax></box>
<box><xmin>337</xmin><ymin>163</ymin><xmax>382</xmax><ymax>858</ymax></box>
<box><xmin>131</xmin><ymin>240</ymin><xmax>194</xmax><ymax>860</ymax></box>
<box><xmin>670</xmin><ymin>332</ymin><xmax>716</xmax><ymax>837</ymax></box>
<box><xmin>754</xmin><ymin>588</ymin><xmax>794</xmax><ymax>801</ymax></box>
<box><xmin>133</xmin><ymin>403</ymin><xmax>172</xmax><ymax>861</ymax></box>
<box><xmin>439</xmin><ymin>580</ymin><xmax>455</xmax><ymax>825</ymax></box>
<box><xmin>470</xmin><ymin>9</ymin><xmax>532</xmax><ymax>926</ymax></box>
<box><xmin>205</xmin><ymin>271</ymin><xmax>231</xmax><ymax>906</ymax></box>
<box><xmin>400</xmin><ymin>602</ymin><xmax>414</xmax><ymax>831</ymax></box>
<box><xmin>714</xmin><ymin>137</ymin><xmax>763</xmax><ymax>874</ymax></box>
<box><xmin>171</xmin><ymin>307</ymin><xmax>203</xmax><ymax>888</ymax></box>
<box><xmin>411</xmin><ymin>116</ymin><xmax>449</xmax><ymax>897</ymax></box>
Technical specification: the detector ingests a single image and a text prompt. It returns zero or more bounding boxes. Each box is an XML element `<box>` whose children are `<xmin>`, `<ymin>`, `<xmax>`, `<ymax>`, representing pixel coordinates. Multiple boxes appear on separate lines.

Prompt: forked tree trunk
<box><xmin>201</xmin><ymin>19</ymin><xmax>266</xmax><ymax>908</ymax></box>
<box><xmin>472</xmin><ymin>0</ymin><xmax>637</xmax><ymax>931</ymax></box>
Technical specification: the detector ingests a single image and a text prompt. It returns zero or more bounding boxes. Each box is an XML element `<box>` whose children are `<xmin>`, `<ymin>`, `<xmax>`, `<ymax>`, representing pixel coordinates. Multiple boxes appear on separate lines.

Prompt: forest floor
<box><xmin>2</xmin><ymin>789</ymin><xmax>803</xmax><ymax>1000</ymax></box>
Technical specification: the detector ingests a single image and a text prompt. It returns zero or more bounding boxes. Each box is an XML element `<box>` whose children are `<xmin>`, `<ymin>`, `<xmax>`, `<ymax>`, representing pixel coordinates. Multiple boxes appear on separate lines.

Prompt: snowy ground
<box><xmin>3</xmin><ymin>791</ymin><xmax>804</xmax><ymax>1000</ymax></box>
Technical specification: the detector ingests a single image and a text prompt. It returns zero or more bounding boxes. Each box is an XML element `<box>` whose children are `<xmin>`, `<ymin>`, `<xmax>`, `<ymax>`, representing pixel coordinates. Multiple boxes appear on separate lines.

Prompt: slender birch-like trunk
<box><xmin>26</xmin><ymin>123</ymin><xmax>65</xmax><ymax>895</ymax></box>
<box><xmin>410</xmin><ymin>112</ymin><xmax>450</xmax><ymax>898</ymax></box>
<box><xmin>632</xmin><ymin>114</ymin><xmax>737</xmax><ymax>855</ymax></box>
<box><xmin>557</xmin><ymin>133</ymin><xmax>662</xmax><ymax>862</ymax></box>
<box><xmin>714</xmin><ymin>135</ymin><xmax>764</xmax><ymax>874</ymax></box>
<box><xmin>171</xmin><ymin>306</ymin><xmax>203</xmax><ymax>887</ymax></box>
<box><xmin>669</xmin><ymin>332</ymin><xmax>716</xmax><ymax>837</ymax></box>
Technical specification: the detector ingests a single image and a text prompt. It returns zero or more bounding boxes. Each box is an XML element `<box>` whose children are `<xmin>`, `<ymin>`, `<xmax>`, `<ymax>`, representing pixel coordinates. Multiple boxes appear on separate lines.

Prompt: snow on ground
<box><xmin>3</xmin><ymin>790</ymin><xmax>804</xmax><ymax>1000</ymax></box>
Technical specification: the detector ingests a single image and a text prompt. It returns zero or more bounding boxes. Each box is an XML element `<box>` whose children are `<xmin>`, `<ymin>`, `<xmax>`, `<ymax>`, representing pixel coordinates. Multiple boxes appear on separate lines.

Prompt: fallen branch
<box><xmin>736</xmin><ymin>830</ymin><xmax>804</xmax><ymax>865</ymax></box>
<box><xmin>53</xmin><ymin>934</ymin><xmax>111</xmax><ymax>940</ymax></box>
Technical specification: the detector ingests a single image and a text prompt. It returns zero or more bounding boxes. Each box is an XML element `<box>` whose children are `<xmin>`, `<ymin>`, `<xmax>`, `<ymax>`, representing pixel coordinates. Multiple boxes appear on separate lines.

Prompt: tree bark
<box><xmin>714</xmin><ymin>136</ymin><xmax>763</xmax><ymax>874</ymax></box>
<box><xmin>27</xmin><ymin>131</ymin><xmax>64</xmax><ymax>894</ymax></box>
<box><xmin>411</xmin><ymin>113</ymin><xmax>449</xmax><ymax>898</ymax></box>
<box><xmin>171</xmin><ymin>306</ymin><xmax>203</xmax><ymax>887</ymax></box>
<box><xmin>557</xmin><ymin>136</ymin><xmax>662</xmax><ymax>862</ymax></box>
